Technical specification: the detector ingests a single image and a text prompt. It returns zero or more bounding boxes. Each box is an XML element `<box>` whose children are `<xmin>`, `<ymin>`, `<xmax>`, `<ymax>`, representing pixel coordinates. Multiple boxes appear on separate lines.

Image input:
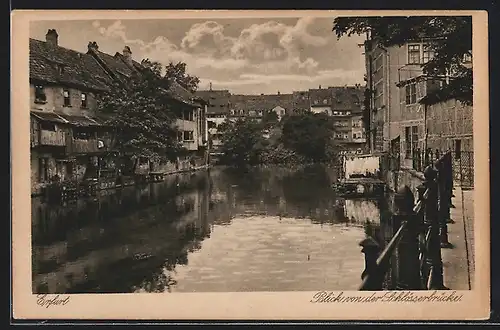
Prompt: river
<box><xmin>32</xmin><ymin>165</ymin><xmax>391</xmax><ymax>293</ymax></box>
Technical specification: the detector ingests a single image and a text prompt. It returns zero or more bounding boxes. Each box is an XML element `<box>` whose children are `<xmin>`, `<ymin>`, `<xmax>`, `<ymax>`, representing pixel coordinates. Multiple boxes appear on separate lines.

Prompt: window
<box><xmin>40</xmin><ymin>122</ymin><xmax>56</xmax><ymax>131</ymax></box>
<box><xmin>81</xmin><ymin>93</ymin><xmax>88</xmax><ymax>108</ymax></box>
<box><xmin>463</xmin><ymin>53</ymin><xmax>472</xmax><ymax>63</ymax></box>
<box><xmin>408</xmin><ymin>44</ymin><xmax>421</xmax><ymax>64</ymax></box>
<box><xmin>183</xmin><ymin>109</ymin><xmax>194</xmax><ymax>121</ymax></box>
<box><xmin>177</xmin><ymin>131</ymin><xmax>183</xmax><ymax>142</ymax></box>
<box><xmin>63</xmin><ymin>89</ymin><xmax>71</xmax><ymax>107</ymax></box>
<box><xmin>405</xmin><ymin>127</ymin><xmax>412</xmax><ymax>159</ymax></box>
<box><xmin>38</xmin><ymin>158</ymin><xmax>48</xmax><ymax>182</ymax></box>
<box><xmin>183</xmin><ymin>131</ymin><xmax>194</xmax><ymax>141</ymax></box>
<box><xmin>74</xmin><ymin>128</ymin><xmax>93</xmax><ymax>140</ymax></box>
<box><xmin>411</xmin><ymin>126</ymin><xmax>419</xmax><ymax>154</ymax></box>
<box><xmin>34</xmin><ymin>85</ymin><xmax>46</xmax><ymax>103</ymax></box>
<box><xmin>405</xmin><ymin>83</ymin><xmax>417</xmax><ymax>104</ymax></box>
<box><xmin>423</xmin><ymin>44</ymin><xmax>435</xmax><ymax>63</ymax></box>
<box><xmin>405</xmin><ymin>125</ymin><xmax>419</xmax><ymax>159</ymax></box>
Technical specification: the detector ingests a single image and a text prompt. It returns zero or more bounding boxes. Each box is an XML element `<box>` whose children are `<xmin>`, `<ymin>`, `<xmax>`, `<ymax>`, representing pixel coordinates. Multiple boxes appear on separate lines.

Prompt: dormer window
<box><xmin>81</xmin><ymin>93</ymin><xmax>88</xmax><ymax>108</ymax></box>
<box><xmin>57</xmin><ymin>64</ymin><xmax>65</xmax><ymax>75</ymax></box>
<box><xmin>34</xmin><ymin>85</ymin><xmax>46</xmax><ymax>104</ymax></box>
<box><xmin>63</xmin><ymin>89</ymin><xmax>71</xmax><ymax>107</ymax></box>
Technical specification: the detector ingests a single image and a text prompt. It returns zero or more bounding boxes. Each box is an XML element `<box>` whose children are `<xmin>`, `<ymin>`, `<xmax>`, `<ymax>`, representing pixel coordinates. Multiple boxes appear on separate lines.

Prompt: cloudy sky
<box><xmin>30</xmin><ymin>17</ymin><xmax>366</xmax><ymax>94</ymax></box>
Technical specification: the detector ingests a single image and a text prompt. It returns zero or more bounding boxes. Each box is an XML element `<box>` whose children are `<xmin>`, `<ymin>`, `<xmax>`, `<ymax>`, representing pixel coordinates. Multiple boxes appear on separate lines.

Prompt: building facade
<box><xmin>30</xmin><ymin>29</ymin><xmax>208</xmax><ymax>195</ymax></box>
<box><xmin>364</xmin><ymin>36</ymin><xmax>473</xmax><ymax>168</ymax></box>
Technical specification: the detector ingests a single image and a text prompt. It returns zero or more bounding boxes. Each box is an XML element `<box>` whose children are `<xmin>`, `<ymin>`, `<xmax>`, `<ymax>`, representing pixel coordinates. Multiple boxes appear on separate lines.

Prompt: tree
<box><xmin>164</xmin><ymin>62</ymin><xmax>200</xmax><ymax>93</ymax></box>
<box><xmin>97</xmin><ymin>62</ymin><xmax>183</xmax><ymax>166</ymax></box>
<box><xmin>333</xmin><ymin>16</ymin><xmax>472</xmax><ymax>105</ymax></box>
<box><xmin>218</xmin><ymin>118</ymin><xmax>268</xmax><ymax>167</ymax></box>
<box><xmin>281</xmin><ymin>112</ymin><xmax>337</xmax><ymax>163</ymax></box>
<box><xmin>261</xmin><ymin>110</ymin><xmax>280</xmax><ymax>129</ymax></box>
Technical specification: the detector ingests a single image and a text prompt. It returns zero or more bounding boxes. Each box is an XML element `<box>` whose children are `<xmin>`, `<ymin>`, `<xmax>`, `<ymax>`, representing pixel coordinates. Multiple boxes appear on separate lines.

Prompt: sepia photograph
<box><xmin>11</xmin><ymin>10</ymin><xmax>489</xmax><ymax>320</ymax></box>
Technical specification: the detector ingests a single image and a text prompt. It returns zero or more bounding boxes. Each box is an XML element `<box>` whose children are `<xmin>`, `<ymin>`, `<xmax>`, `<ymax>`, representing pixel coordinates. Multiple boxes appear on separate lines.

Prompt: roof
<box><xmin>30</xmin><ymin>110</ymin><xmax>102</xmax><ymax>127</ymax></box>
<box><xmin>58</xmin><ymin>114</ymin><xmax>102</xmax><ymax>127</ymax></box>
<box><xmin>166</xmin><ymin>79</ymin><xmax>200</xmax><ymax>107</ymax></box>
<box><xmin>308</xmin><ymin>88</ymin><xmax>333</xmax><ymax>106</ymax></box>
<box><xmin>229</xmin><ymin>93</ymin><xmax>295</xmax><ymax>115</ymax></box>
<box><xmin>91</xmin><ymin>50</ymin><xmax>137</xmax><ymax>78</ymax></box>
<box><xmin>29</xmin><ymin>38</ymin><xmax>113</xmax><ymax>91</ymax></box>
<box><xmin>30</xmin><ymin>110</ymin><xmax>69</xmax><ymax>124</ymax></box>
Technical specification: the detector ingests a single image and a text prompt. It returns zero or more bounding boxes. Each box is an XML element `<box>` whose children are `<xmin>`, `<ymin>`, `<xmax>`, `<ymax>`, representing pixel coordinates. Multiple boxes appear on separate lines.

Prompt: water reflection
<box><xmin>32</xmin><ymin>165</ymin><xmax>391</xmax><ymax>293</ymax></box>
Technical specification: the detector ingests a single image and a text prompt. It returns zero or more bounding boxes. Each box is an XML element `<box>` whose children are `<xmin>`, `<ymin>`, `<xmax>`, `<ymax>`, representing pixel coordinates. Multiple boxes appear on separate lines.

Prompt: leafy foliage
<box><xmin>217</xmin><ymin>118</ymin><xmax>268</xmax><ymax>166</ymax></box>
<box><xmin>333</xmin><ymin>16</ymin><xmax>472</xmax><ymax>105</ymax></box>
<box><xmin>164</xmin><ymin>62</ymin><xmax>200</xmax><ymax>93</ymax></box>
<box><xmin>97</xmin><ymin>61</ymin><xmax>199</xmax><ymax>162</ymax></box>
<box><xmin>281</xmin><ymin>113</ymin><xmax>337</xmax><ymax>163</ymax></box>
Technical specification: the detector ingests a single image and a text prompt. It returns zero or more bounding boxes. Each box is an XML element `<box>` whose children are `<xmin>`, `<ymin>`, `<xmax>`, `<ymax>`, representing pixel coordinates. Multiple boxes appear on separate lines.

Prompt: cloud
<box><xmin>180</xmin><ymin>21</ymin><xmax>235</xmax><ymax>57</ymax></box>
<box><xmin>91</xmin><ymin>18</ymin><xmax>363</xmax><ymax>93</ymax></box>
<box><xmin>93</xmin><ymin>18</ymin><xmax>329</xmax><ymax>73</ymax></box>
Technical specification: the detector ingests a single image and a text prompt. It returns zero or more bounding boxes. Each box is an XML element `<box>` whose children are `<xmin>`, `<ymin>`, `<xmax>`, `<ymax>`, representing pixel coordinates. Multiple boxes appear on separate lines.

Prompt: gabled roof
<box><xmin>90</xmin><ymin>50</ymin><xmax>138</xmax><ymax>79</ymax></box>
<box><xmin>166</xmin><ymin>79</ymin><xmax>200</xmax><ymax>107</ymax></box>
<box><xmin>29</xmin><ymin>38</ymin><xmax>113</xmax><ymax>91</ymax></box>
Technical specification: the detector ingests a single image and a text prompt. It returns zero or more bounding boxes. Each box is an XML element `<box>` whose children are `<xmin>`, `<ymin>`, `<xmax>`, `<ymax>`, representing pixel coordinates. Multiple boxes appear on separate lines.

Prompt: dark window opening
<box><xmin>35</xmin><ymin>85</ymin><xmax>46</xmax><ymax>103</ymax></box>
<box><xmin>38</xmin><ymin>158</ymin><xmax>48</xmax><ymax>182</ymax></box>
<box><xmin>63</xmin><ymin>89</ymin><xmax>71</xmax><ymax>107</ymax></box>
<box><xmin>183</xmin><ymin>109</ymin><xmax>194</xmax><ymax>121</ymax></box>
<box><xmin>73</xmin><ymin>128</ymin><xmax>93</xmax><ymax>140</ymax></box>
<box><xmin>183</xmin><ymin>131</ymin><xmax>194</xmax><ymax>141</ymax></box>
<box><xmin>40</xmin><ymin>122</ymin><xmax>56</xmax><ymax>131</ymax></box>
<box><xmin>81</xmin><ymin>93</ymin><xmax>88</xmax><ymax>108</ymax></box>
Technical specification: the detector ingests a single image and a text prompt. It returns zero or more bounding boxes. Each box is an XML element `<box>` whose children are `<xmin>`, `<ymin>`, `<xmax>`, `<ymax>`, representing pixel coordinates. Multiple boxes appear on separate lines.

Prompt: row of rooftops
<box><xmin>195</xmin><ymin>84</ymin><xmax>365</xmax><ymax>115</ymax></box>
<box><xmin>29</xmin><ymin>29</ymin><xmax>200</xmax><ymax>107</ymax></box>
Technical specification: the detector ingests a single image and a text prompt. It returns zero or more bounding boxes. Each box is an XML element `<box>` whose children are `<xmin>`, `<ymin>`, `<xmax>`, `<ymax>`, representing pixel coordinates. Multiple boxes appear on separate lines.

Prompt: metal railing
<box><xmin>412</xmin><ymin>148</ymin><xmax>474</xmax><ymax>188</ymax></box>
<box><xmin>359</xmin><ymin>151</ymin><xmax>453</xmax><ymax>290</ymax></box>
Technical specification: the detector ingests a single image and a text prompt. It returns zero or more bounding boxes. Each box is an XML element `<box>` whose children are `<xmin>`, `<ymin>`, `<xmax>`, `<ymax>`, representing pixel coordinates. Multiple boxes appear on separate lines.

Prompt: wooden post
<box><xmin>437</xmin><ymin>157</ymin><xmax>452</xmax><ymax>248</ymax></box>
<box><xmin>359</xmin><ymin>236</ymin><xmax>382</xmax><ymax>290</ymax></box>
<box><xmin>394</xmin><ymin>186</ymin><xmax>422</xmax><ymax>290</ymax></box>
<box><xmin>423</xmin><ymin>166</ymin><xmax>448</xmax><ymax>289</ymax></box>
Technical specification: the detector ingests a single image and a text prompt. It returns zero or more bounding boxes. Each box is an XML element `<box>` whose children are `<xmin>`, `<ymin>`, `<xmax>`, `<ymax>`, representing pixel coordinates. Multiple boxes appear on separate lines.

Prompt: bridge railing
<box><xmin>359</xmin><ymin>151</ymin><xmax>453</xmax><ymax>290</ymax></box>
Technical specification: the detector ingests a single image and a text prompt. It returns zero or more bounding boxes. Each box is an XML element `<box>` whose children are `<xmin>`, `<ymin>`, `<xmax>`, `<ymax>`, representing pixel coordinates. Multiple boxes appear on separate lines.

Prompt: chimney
<box><xmin>319</xmin><ymin>85</ymin><xmax>322</xmax><ymax>89</ymax></box>
<box><xmin>87</xmin><ymin>41</ymin><xmax>99</xmax><ymax>52</ymax></box>
<box><xmin>123</xmin><ymin>46</ymin><xmax>133</xmax><ymax>65</ymax></box>
<box><xmin>277</xmin><ymin>91</ymin><xmax>280</xmax><ymax>95</ymax></box>
<box><xmin>209</xmin><ymin>82</ymin><xmax>213</xmax><ymax>91</ymax></box>
<box><xmin>46</xmin><ymin>29</ymin><xmax>58</xmax><ymax>46</ymax></box>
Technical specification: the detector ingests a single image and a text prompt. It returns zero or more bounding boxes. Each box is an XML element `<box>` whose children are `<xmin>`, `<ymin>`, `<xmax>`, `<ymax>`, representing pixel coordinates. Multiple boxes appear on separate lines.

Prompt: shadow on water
<box><xmin>32</xmin><ymin>165</ymin><xmax>393</xmax><ymax>293</ymax></box>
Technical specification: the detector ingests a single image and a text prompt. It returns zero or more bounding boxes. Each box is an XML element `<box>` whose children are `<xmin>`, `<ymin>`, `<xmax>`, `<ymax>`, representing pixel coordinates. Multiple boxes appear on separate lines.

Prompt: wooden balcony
<box><xmin>39</xmin><ymin>130</ymin><xmax>66</xmax><ymax>147</ymax></box>
<box><xmin>69</xmin><ymin>139</ymin><xmax>99</xmax><ymax>154</ymax></box>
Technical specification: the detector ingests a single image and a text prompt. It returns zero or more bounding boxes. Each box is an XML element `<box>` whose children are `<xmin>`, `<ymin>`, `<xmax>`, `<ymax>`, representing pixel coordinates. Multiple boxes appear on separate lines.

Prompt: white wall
<box><xmin>344</xmin><ymin>155</ymin><xmax>380</xmax><ymax>179</ymax></box>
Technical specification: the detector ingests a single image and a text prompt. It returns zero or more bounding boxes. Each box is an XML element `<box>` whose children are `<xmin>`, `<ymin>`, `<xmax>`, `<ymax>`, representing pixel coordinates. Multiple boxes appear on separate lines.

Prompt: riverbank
<box><xmin>31</xmin><ymin>164</ymin><xmax>212</xmax><ymax>199</ymax></box>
